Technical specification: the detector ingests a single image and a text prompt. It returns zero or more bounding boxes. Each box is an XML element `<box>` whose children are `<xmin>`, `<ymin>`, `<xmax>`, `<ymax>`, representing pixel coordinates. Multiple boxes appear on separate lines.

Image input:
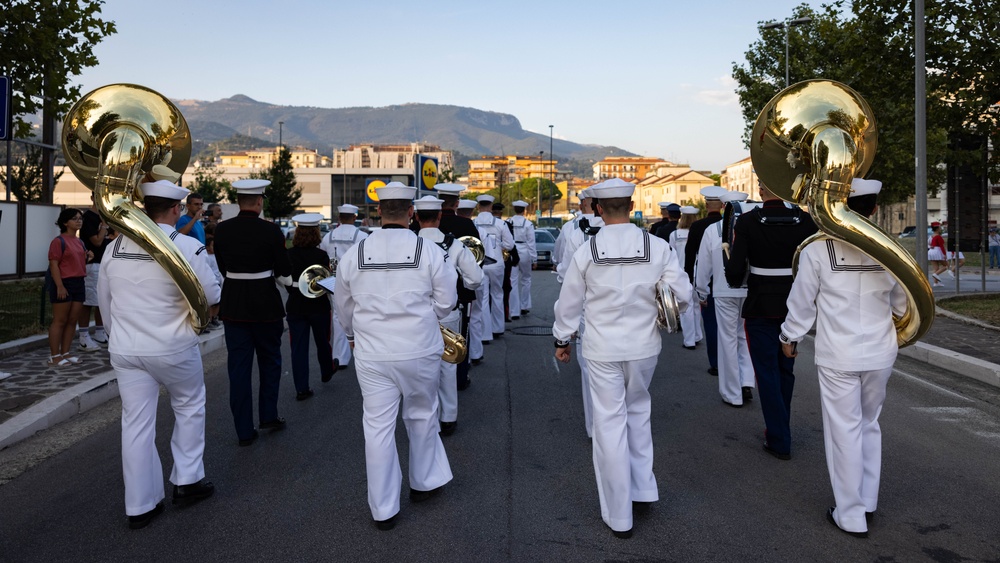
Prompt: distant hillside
<box><xmin>176</xmin><ymin>95</ymin><xmax>633</xmax><ymax>168</ymax></box>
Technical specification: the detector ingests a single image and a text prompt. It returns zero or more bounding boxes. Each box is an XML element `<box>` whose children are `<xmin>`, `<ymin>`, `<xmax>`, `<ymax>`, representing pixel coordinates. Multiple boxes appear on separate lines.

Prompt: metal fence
<box><xmin>0</xmin><ymin>279</ymin><xmax>51</xmax><ymax>343</ymax></box>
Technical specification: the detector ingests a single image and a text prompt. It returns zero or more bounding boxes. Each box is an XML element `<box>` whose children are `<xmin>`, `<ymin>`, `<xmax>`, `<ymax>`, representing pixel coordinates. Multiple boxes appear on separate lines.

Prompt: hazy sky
<box><xmin>72</xmin><ymin>0</ymin><xmax>816</xmax><ymax>173</ymax></box>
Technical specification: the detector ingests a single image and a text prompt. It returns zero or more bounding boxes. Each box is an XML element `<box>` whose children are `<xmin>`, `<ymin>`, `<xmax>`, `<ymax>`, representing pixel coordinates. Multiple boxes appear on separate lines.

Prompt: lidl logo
<box><xmin>367</xmin><ymin>179</ymin><xmax>386</xmax><ymax>202</ymax></box>
<box><xmin>421</xmin><ymin>159</ymin><xmax>438</xmax><ymax>190</ymax></box>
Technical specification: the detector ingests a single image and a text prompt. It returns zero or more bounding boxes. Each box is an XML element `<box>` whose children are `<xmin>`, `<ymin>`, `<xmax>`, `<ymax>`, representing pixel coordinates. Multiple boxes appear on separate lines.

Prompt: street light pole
<box><xmin>278</xmin><ymin>121</ymin><xmax>284</xmax><ymax>150</ymax></box>
<box><xmin>549</xmin><ymin>125</ymin><xmax>554</xmax><ymax>217</ymax></box>
<box><xmin>537</xmin><ymin>150</ymin><xmax>544</xmax><ymax>221</ymax></box>
<box><xmin>761</xmin><ymin>16</ymin><xmax>812</xmax><ymax>88</ymax></box>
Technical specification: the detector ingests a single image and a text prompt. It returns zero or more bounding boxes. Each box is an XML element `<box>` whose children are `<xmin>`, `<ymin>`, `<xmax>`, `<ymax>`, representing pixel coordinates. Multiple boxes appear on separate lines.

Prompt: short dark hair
<box><xmin>143</xmin><ymin>195</ymin><xmax>179</xmax><ymax>218</ymax></box>
<box><xmin>379</xmin><ymin>199</ymin><xmax>411</xmax><ymax>220</ymax></box>
<box><xmin>292</xmin><ymin>225</ymin><xmax>321</xmax><ymax>248</ymax></box>
<box><xmin>339</xmin><ymin>213</ymin><xmax>356</xmax><ymax>223</ymax></box>
<box><xmin>416</xmin><ymin>209</ymin><xmax>441</xmax><ymax>223</ymax></box>
<box><xmin>846</xmin><ymin>194</ymin><xmax>878</xmax><ymax>218</ymax></box>
<box><xmin>440</xmin><ymin>194</ymin><xmax>459</xmax><ymax>209</ymax></box>
<box><xmin>237</xmin><ymin>194</ymin><xmax>262</xmax><ymax>208</ymax></box>
<box><xmin>186</xmin><ymin>193</ymin><xmax>203</xmax><ymax>203</ymax></box>
<box><xmin>595</xmin><ymin>197</ymin><xmax>631</xmax><ymax>215</ymax></box>
<box><xmin>56</xmin><ymin>208</ymin><xmax>82</xmax><ymax>233</ymax></box>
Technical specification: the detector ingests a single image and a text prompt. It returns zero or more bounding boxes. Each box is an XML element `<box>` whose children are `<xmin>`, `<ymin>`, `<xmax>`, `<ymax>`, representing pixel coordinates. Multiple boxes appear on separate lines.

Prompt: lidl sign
<box><xmin>416</xmin><ymin>155</ymin><xmax>438</xmax><ymax>191</ymax></box>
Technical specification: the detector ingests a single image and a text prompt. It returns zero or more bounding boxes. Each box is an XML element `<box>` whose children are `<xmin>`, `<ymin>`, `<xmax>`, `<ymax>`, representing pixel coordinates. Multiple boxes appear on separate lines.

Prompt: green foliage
<box><xmin>189</xmin><ymin>166</ymin><xmax>231</xmax><ymax>203</ymax></box>
<box><xmin>487</xmin><ymin>178</ymin><xmax>562</xmax><ymax>215</ymax></box>
<box><xmin>0</xmin><ymin>0</ymin><xmax>116</xmax><ymax>140</ymax></box>
<box><xmin>263</xmin><ymin>148</ymin><xmax>301</xmax><ymax>218</ymax></box>
<box><xmin>1</xmin><ymin>145</ymin><xmax>64</xmax><ymax>201</ymax></box>
<box><xmin>438</xmin><ymin>166</ymin><xmax>460</xmax><ymax>183</ymax></box>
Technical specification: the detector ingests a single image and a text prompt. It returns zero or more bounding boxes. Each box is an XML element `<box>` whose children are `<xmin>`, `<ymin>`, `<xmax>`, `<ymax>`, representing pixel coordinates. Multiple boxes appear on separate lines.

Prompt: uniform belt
<box><xmin>227</xmin><ymin>270</ymin><xmax>273</xmax><ymax>280</ymax></box>
<box><xmin>515</xmin><ymin>241</ymin><xmax>526</xmax><ymax>244</ymax></box>
<box><xmin>749</xmin><ymin>266</ymin><xmax>793</xmax><ymax>276</ymax></box>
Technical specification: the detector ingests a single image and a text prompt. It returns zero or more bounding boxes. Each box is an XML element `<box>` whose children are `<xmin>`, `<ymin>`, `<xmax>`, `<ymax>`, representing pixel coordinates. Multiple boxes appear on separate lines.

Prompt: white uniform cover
<box><xmin>98</xmin><ymin>224</ymin><xmax>222</xmax><ymax>516</ymax></box>
<box><xmin>552</xmin><ymin>214</ymin><xmax>580</xmax><ymax>268</ymax></box>
<box><xmin>320</xmin><ymin>223</ymin><xmax>369</xmax><ymax>365</ymax></box>
<box><xmin>696</xmin><ymin>222</ymin><xmax>753</xmax><ymax>405</ymax></box>
<box><xmin>333</xmin><ymin>227</ymin><xmax>457</xmax><ymax>521</ymax></box>
<box><xmin>418</xmin><ymin>227</ymin><xmax>483</xmax><ymax>423</ymax></box>
<box><xmin>556</xmin><ymin>214</ymin><xmax>604</xmax><ymax>283</ymax></box>
<box><xmin>553</xmin><ymin>223</ymin><xmax>691</xmax><ymax>533</ymax></box>
<box><xmin>507</xmin><ymin>214</ymin><xmax>537</xmax><ymax>312</ymax></box>
<box><xmin>474</xmin><ymin>212</ymin><xmax>514</xmax><ymax>336</ymax></box>
<box><xmin>780</xmin><ymin>239</ymin><xmax>905</xmax><ymax>534</ymax></box>
<box><xmin>668</xmin><ymin>227</ymin><xmax>702</xmax><ymax>346</ymax></box>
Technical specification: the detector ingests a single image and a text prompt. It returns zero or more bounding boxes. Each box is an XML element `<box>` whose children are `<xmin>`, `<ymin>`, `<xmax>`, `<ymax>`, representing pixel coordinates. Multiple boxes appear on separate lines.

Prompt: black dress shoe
<box><xmin>439</xmin><ymin>421</ymin><xmax>457</xmax><ymax>436</ymax></box>
<box><xmin>633</xmin><ymin>500</ymin><xmax>653</xmax><ymax>513</ymax></box>
<box><xmin>471</xmin><ymin>357</ymin><xmax>483</xmax><ymax>366</ymax></box>
<box><xmin>409</xmin><ymin>486</ymin><xmax>443</xmax><ymax>502</ymax></box>
<box><xmin>763</xmin><ymin>442</ymin><xmax>791</xmax><ymax>460</ymax></box>
<box><xmin>520</xmin><ymin>309</ymin><xmax>529</xmax><ymax>315</ymax></box>
<box><xmin>238</xmin><ymin>430</ymin><xmax>259</xmax><ymax>447</ymax></box>
<box><xmin>259</xmin><ymin>417</ymin><xmax>286</xmax><ymax>430</ymax></box>
<box><xmin>505</xmin><ymin>317</ymin><xmax>512</xmax><ymax>322</ymax></box>
<box><xmin>865</xmin><ymin>511</ymin><xmax>875</xmax><ymax>524</ymax></box>
<box><xmin>492</xmin><ymin>332</ymin><xmax>504</xmax><ymax>338</ymax></box>
<box><xmin>612</xmin><ymin>528</ymin><xmax>633</xmax><ymax>539</ymax></box>
<box><xmin>827</xmin><ymin>507</ymin><xmax>868</xmax><ymax>538</ymax></box>
<box><xmin>482</xmin><ymin>340</ymin><xmax>491</xmax><ymax>346</ymax></box>
<box><xmin>173</xmin><ymin>479</ymin><xmax>215</xmax><ymax>506</ymax></box>
<box><xmin>128</xmin><ymin>501</ymin><xmax>164</xmax><ymax>530</ymax></box>
<box><xmin>374</xmin><ymin>514</ymin><xmax>397</xmax><ymax>531</ymax></box>
<box><xmin>511</xmin><ymin>315</ymin><xmax>520</xmax><ymax>320</ymax></box>
<box><xmin>337</xmin><ymin>363</ymin><xmax>350</xmax><ymax>371</ymax></box>
<box><xmin>322</xmin><ymin>361</ymin><xmax>338</xmax><ymax>382</ymax></box>
<box><xmin>683</xmin><ymin>345</ymin><xmax>696</xmax><ymax>350</ymax></box>
<box><xmin>296</xmin><ymin>390</ymin><xmax>314</xmax><ymax>401</ymax></box>
<box><xmin>742</xmin><ymin>387</ymin><xmax>754</xmax><ymax>401</ymax></box>
<box><xmin>707</xmin><ymin>367</ymin><xmax>718</xmax><ymax>376</ymax></box>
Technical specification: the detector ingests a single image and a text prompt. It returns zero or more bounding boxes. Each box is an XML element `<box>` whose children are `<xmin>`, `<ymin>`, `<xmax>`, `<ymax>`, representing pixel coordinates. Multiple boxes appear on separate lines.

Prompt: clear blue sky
<box><xmin>73</xmin><ymin>0</ymin><xmax>816</xmax><ymax>173</ymax></box>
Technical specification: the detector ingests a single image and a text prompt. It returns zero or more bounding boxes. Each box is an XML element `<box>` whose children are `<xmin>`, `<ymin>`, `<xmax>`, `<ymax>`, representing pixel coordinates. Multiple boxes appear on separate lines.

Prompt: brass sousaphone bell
<box><xmin>750</xmin><ymin>79</ymin><xmax>934</xmax><ymax>347</ymax></box>
<box><xmin>298</xmin><ymin>264</ymin><xmax>333</xmax><ymax>298</ymax></box>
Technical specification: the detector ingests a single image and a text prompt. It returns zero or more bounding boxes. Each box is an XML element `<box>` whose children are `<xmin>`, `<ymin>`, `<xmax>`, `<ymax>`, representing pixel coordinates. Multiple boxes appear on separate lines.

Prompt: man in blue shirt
<box><xmin>176</xmin><ymin>192</ymin><xmax>206</xmax><ymax>244</ymax></box>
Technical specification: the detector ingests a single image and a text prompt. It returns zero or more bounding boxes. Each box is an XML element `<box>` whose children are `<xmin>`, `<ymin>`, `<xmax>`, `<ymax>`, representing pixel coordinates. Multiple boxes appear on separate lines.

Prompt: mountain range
<box><xmin>175</xmin><ymin>95</ymin><xmax>634</xmax><ymax>166</ymax></box>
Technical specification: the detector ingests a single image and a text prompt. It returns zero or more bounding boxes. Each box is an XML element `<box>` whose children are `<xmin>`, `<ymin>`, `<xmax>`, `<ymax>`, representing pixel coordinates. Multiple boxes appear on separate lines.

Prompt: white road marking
<box><xmin>892</xmin><ymin>368</ymin><xmax>973</xmax><ymax>402</ymax></box>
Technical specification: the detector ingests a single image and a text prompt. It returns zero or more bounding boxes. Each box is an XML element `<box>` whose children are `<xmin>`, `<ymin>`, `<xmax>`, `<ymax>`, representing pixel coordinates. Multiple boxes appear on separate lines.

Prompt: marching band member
<box><xmin>415</xmin><ymin>196</ymin><xmax>484</xmax><ymax>435</ymax></box>
<box><xmin>725</xmin><ymin>181</ymin><xmax>817</xmax><ymax>460</ymax></box>
<box><xmin>214</xmin><ymin>179</ymin><xmax>293</xmax><ymax>447</ymax></box>
<box><xmin>647</xmin><ymin>201</ymin><xmax>674</xmax><ymax>237</ymax></box>
<box><xmin>553</xmin><ymin>191</ymin><xmax>587</xmax><ymax>269</ymax></box>
<box><xmin>553</xmin><ymin>178</ymin><xmax>691</xmax><ymax>539</ymax></box>
<box><xmin>98</xmin><ymin>180</ymin><xmax>221</xmax><ymax>529</ymax></box>
<box><xmin>507</xmin><ymin>200</ymin><xmax>537</xmax><ymax>317</ymax></box>
<box><xmin>669</xmin><ymin>205</ymin><xmax>703</xmax><ymax>349</ymax></box>
<box><xmin>653</xmin><ymin>203</ymin><xmax>681</xmax><ymax>241</ymax></box>
<box><xmin>333</xmin><ymin>183</ymin><xmax>458</xmax><ymax>531</ymax></box>
<box><xmin>697</xmin><ymin>191</ymin><xmax>754</xmax><ymax>407</ymax></box>
<box><xmin>474</xmin><ymin>194</ymin><xmax>514</xmax><ymax>341</ymax></box>
<box><xmin>780</xmin><ymin>178</ymin><xmax>904</xmax><ymax>538</ymax></box>
<box><xmin>320</xmin><ymin>204</ymin><xmax>369</xmax><ymax>369</ymax></box>
<box><xmin>684</xmin><ymin>186</ymin><xmax>727</xmax><ymax>376</ymax></box>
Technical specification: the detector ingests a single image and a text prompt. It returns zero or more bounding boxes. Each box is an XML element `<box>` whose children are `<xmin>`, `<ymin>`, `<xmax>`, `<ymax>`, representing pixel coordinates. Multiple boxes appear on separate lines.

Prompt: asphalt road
<box><xmin>1</xmin><ymin>270</ymin><xmax>999</xmax><ymax>562</ymax></box>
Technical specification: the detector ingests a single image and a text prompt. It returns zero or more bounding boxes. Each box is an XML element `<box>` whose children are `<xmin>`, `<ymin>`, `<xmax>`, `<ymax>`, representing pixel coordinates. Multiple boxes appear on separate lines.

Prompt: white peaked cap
<box><xmin>700</xmin><ymin>186</ymin><xmax>728</xmax><ymax>200</ymax></box>
<box><xmin>457</xmin><ymin>199</ymin><xmax>478</xmax><ymax>209</ymax></box>
<box><xmin>679</xmin><ymin>205</ymin><xmax>698</xmax><ymax>214</ymax></box>
<box><xmin>434</xmin><ymin>183</ymin><xmax>466</xmax><ymax>196</ymax></box>
<box><xmin>140</xmin><ymin>180</ymin><xmax>190</xmax><ymax>201</ymax></box>
<box><xmin>414</xmin><ymin>195</ymin><xmax>444</xmax><ymax>211</ymax></box>
<box><xmin>338</xmin><ymin>204</ymin><xmax>360</xmax><ymax>214</ymax></box>
<box><xmin>588</xmin><ymin>178</ymin><xmax>635</xmax><ymax>199</ymax></box>
<box><xmin>850</xmin><ymin>178</ymin><xmax>882</xmax><ymax>197</ymax></box>
<box><xmin>292</xmin><ymin>212</ymin><xmax>323</xmax><ymax>226</ymax></box>
<box><xmin>512</xmin><ymin>200</ymin><xmax>529</xmax><ymax>208</ymax></box>
<box><xmin>476</xmin><ymin>194</ymin><xmax>495</xmax><ymax>203</ymax></box>
<box><xmin>375</xmin><ymin>181</ymin><xmax>416</xmax><ymax>201</ymax></box>
<box><xmin>232</xmin><ymin>179</ymin><xmax>270</xmax><ymax>194</ymax></box>
<box><xmin>719</xmin><ymin>190</ymin><xmax>748</xmax><ymax>203</ymax></box>
<box><xmin>657</xmin><ymin>201</ymin><xmax>675</xmax><ymax>209</ymax></box>
<box><xmin>150</xmin><ymin>164</ymin><xmax>181</xmax><ymax>183</ymax></box>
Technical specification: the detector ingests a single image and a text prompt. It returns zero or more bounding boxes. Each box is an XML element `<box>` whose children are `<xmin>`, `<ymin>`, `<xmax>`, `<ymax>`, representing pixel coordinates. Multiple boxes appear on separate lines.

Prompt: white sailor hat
<box><xmin>577</xmin><ymin>190</ymin><xmax>588</xmax><ymax>201</ymax></box>
<box><xmin>140</xmin><ymin>179</ymin><xmax>190</xmax><ymax>201</ymax></box>
<box><xmin>476</xmin><ymin>194</ymin><xmax>495</xmax><ymax>204</ymax></box>
<box><xmin>457</xmin><ymin>199</ymin><xmax>478</xmax><ymax>210</ymax></box>
<box><xmin>232</xmin><ymin>179</ymin><xmax>270</xmax><ymax>195</ymax></box>
<box><xmin>588</xmin><ymin>178</ymin><xmax>635</xmax><ymax>199</ymax></box>
<box><xmin>700</xmin><ymin>186</ymin><xmax>728</xmax><ymax>200</ymax></box>
<box><xmin>292</xmin><ymin>212</ymin><xmax>323</xmax><ymax>227</ymax></box>
<box><xmin>149</xmin><ymin>164</ymin><xmax>181</xmax><ymax>183</ymax></box>
<box><xmin>719</xmin><ymin>190</ymin><xmax>748</xmax><ymax>203</ymax></box>
<box><xmin>375</xmin><ymin>181</ymin><xmax>417</xmax><ymax>201</ymax></box>
<box><xmin>657</xmin><ymin>201</ymin><xmax>675</xmax><ymax>209</ymax></box>
<box><xmin>850</xmin><ymin>178</ymin><xmax>882</xmax><ymax>197</ymax></box>
<box><xmin>679</xmin><ymin>205</ymin><xmax>698</xmax><ymax>214</ymax></box>
<box><xmin>435</xmin><ymin>183</ymin><xmax>466</xmax><ymax>197</ymax></box>
<box><xmin>338</xmin><ymin>204</ymin><xmax>360</xmax><ymax>214</ymax></box>
<box><xmin>414</xmin><ymin>195</ymin><xmax>444</xmax><ymax>211</ymax></box>
<box><xmin>512</xmin><ymin>200</ymin><xmax>529</xmax><ymax>208</ymax></box>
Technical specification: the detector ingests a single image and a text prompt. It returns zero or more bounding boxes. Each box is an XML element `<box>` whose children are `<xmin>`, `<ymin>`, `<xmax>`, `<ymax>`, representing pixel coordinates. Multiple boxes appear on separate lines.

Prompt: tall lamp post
<box><xmin>537</xmin><ymin>150</ymin><xmax>544</xmax><ymax>221</ymax></box>
<box><xmin>548</xmin><ymin>125</ymin><xmax>554</xmax><ymax>217</ymax></box>
<box><xmin>761</xmin><ymin>16</ymin><xmax>812</xmax><ymax>87</ymax></box>
<box><xmin>278</xmin><ymin>121</ymin><xmax>284</xmax><ymax>149</ymax></box>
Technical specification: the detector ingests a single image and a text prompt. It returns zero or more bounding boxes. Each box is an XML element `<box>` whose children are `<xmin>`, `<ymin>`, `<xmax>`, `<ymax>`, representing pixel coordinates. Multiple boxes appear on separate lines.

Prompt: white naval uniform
<box><xmin>320</xmin><ymin>223</ymin><xmax>368</xmax><ymax>366</ymax></box>
<box><xmin>668</xmin><ymin>227</ymin><xmax>703</xmax><ymax>347</ymax></box>
<box><xmin>553</xmin><ymin>223</ymin><xmax>692</xmax><ymax>533</ymax></box>
<box><xmin>780</xmin><ymin>239</ymin><xmax>905</xmax><ymax>534</ymax></box>
<box><xmin>97</xmin><ymin>224</ymin><xmax>222</xmax><ymax>517</ymax></box>
<box><xmin>556</xmin><ymin>214</ymin><xmax>605</xmax><ymax>437</ymax></box>
<box><xmin>333</xmin><ymin>227</ymin><xmax>458</xmax><ymax>521</ymax></box>
<box><xmin>418</xmin><ymin>228</ymin><xmax>483</xmax><ymax>424</ymax></box>
<box><xmin>696</xmin><ymin>222</ymin><xmax>753</xmax><ymax>406</ymax></box>
<box><xmin>474</xmin><ymin>212</ymin><xmax>514</xmax><ymax>339</ymax></box>
<box><xmin>507</xmin><ymin>214</ymin><xmax>537</xmax><ymax>313</ymax></box>
<box><xmin>552</xmin><ymin>213</ymin><xmax>580</xmax><ymax>269</ymax></box>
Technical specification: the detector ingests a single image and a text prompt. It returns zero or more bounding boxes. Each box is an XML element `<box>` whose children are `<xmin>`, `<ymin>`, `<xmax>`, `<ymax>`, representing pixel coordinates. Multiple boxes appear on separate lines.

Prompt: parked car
<box><xmin>534</xmin><ymin>229</ymin><xmax>556</xmax><ymax>269</ymax></box>
<box><xmin>539</xmin><ymin>227</ymin><xmax>561</xmax><ymax>240</ymax></box>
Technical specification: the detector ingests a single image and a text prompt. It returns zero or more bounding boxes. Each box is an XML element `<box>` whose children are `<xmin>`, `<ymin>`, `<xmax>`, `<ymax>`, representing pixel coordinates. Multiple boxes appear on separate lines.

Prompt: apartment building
<box><xmin>592</xmin><ymin>157</ymin><xmax>667</xmax><ymax>181</ymax></box>
<box><xmin>466</xmin><ymin>155</ymin><xmax>561</xmax><ymax>193</ymax></box>
<box><xmin>217</xmin><ymin>147</ymin><xmax>332</xmax><ymax>169</ymax></box>
<box><xmin>633</xmin><ymin>169</ymin><xmax>716</xmax><ymax>219</ymax></box>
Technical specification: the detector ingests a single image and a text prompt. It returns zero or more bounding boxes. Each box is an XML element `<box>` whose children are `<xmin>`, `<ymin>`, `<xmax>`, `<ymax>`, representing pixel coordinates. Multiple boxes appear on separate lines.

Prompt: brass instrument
<box><xmin>654</xmin><ymin>283</ymin><xmax>680</xmax><ymax>333</ymax></box>
<box><xmin>61</xmin><ymin>84</ymin><xmax>208</xmax><ymax>331</ymax></box>
<box><xmin>750</xmin><ymin>79</ymin><xmax>934</xmax><ymax>347</ymax></box>
<box><xmin>298</xmin><ymin>264</ymin><xmax>332</xmax><ymax>298</ymax></box>
<box><xmin>440</xmin><ymin>325</ymin><xmax>468</xmax><ymax>364</ymax></box>
<box><xmin>458</xmin><ymin>235</ymin><xmax>486</xmax><ymax>265</ymax></box>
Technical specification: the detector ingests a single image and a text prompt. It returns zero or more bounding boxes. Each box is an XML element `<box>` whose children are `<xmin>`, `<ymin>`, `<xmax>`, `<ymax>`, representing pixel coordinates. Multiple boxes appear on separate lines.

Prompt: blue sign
<box><xmin>0</xmin><ymin>76</ymin><xmax>9</xmax><ymax>141</ymax></box>
<box><xmin>416</xmin><ymin>155</ymin><xmax>438</xmax><ymax>191</ymax></box>
<box><xmin>634</xmin><ymin>210</ymin><xmax>643</xmax><ymax>220</ymax></box>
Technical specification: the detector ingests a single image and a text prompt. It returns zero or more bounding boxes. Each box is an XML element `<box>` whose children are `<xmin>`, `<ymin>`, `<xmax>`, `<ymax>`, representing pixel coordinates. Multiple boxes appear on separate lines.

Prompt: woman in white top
<box><xmin>669</xmin><ymin>207</ymin><xmax>702</xmax><ymax>348</ymax></box>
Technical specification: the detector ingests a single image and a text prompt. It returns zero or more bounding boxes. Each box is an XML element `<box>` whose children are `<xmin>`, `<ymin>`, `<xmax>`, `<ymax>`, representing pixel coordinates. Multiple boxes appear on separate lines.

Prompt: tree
<box><xmin>1</xmin><ymin>145</ymin><xmax>63</xmax><ymax>201</ymax></box>
<box><xmin>488</xmin><ymin>177</ymin><xmax>562</xmax><ymax>216</ymax></box>
<box><xmin>224</xmin><ymin>168</ymin><xmax>268</xmax><ymax>205</ymax></box>
<box><xmin>262</xmin><ymin>148</ymin><xmax>301</xmax><ymax>218</ymax></box>
<box><xmin>189</xmin><ymin>166</ymin><xmax>231</xmax><ymax>204</ymax></box>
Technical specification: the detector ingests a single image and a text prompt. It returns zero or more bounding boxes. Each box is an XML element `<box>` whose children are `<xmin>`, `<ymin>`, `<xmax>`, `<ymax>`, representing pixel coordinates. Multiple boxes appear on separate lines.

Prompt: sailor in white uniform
<box><xmin>414</xmin><ymin>196</ymin><xmax>483</xmax><ymax>436</ymax></box>
<box><xmin>697</xmin><ymin>190</ymin><xmax>755</xmax><ymax>407</ymax></box>
<box><xmin>320</xmin><ymin>204</ymin><xmax>368</xmax><ymax>368</ymax></box>
<box><xmin>553</xmin><ymin>178</ymin><xmax>691</xmax><ymax>539</ymax></box>
<box><xmin>780</xmin><ymin>178</ymin><xmax>904</xmax><ymax>538</ymax></box>
<box><xmin>669</xmin><ymin>205</ymin><xmax>703</xmax><ymax>348</ymax></box>
<box><xmin>98</xmin><ymin>180</ymin><xmax>221</xmax><ymax>529</ymax></box>
<box><xmin>552</xmin><ymin>192</ymin><xmax>586</xmax><ymax>270</ymax></box>
<box><xmin>333</xmin><ymin>183</ymin><xmax>458</xmax><ymax>531</ymax></box>
<box><xmin>507</xmin><ymin>200</ymin><xmax>536</xmax><ymax>316</ymax></box>
<box><xmin>473</xmin><ymin>194</ymin><xmax>514</xmax><ymax>340</ymax></box>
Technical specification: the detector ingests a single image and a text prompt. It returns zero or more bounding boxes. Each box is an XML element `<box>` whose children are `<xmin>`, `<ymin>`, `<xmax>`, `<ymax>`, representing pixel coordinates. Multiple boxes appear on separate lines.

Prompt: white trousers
<box><xmin>577</xmin><ymin>319</ymin><xmax>593</xmax><ymax>438</ymax></box>
<box><xmin>715</xmin><ymin>296</ymin><xmax>754</xmax><ymax>405</ymax></box>
<box><xmin>509</xmin><ymin>261</ymin><xmax>521</xmax><ymax>316</ymax></box>
<box><xmin>483</xmin><ymin>263</ymin><xmax>505</xmax><ymax>335</ymax></box>
<box><xmin>438</xmin><ymin>309</ymin><xmax>460</xmax><ymax>423</ymax></box>
<box><xmin>587</xmin><ymin>355</ymin><xmax>659</xmax><ymax>533</ymax></box>
<box><xmin>514</xmin><ymin>248</ymin><xmax>532</xmax><ymax>311</ymax></box>
<box><xmin>470</xmin><ymin>281</ymin><xmax>489</xmax><ymax>360</ymax></box>
<box><xmin>332</xmin><ymin>306</ymin><xmax>352</xmax><ymax>365</ymax></box>
<box><xmin>819</xmin><ymin>365</ymin><xmax>891</xmax><ymax>534</ymax></box>
<box><xmin>113</xmin><ymin>347</ymin><xmax>206</xmax><ymax>516</ymax></box>
<box><xmin>356</xmin><ymin>355</ymin><xmax>453</xmax><ymax>521</ymax></box>
<box><xmin>679</xmin><ymin>289</ymin><xmax>702</xmax><ymax>347</ymax></box>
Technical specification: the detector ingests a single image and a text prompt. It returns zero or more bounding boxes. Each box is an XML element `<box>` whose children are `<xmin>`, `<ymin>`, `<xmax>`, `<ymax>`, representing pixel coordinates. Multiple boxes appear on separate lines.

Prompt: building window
<box><xmin>680</xmin><ymin>186</ymin><xmax>687</xmax><ymax>192</ymax></box>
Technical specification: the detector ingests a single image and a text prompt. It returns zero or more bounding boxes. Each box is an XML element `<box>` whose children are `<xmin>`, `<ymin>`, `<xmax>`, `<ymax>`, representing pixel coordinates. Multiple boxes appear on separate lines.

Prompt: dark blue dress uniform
<box><xmin>725</xmin><ymin>199</ymin><xmax>817</xmax><ymax>457</ymax></box>
<box><xmin>439</xmin><ymin>209</ymin><xmax>480</xmax><ymax>389</ymax></box>
<box><xmin>214</xmin><ymin>210</ymin><xmax>292</xmax><ymax>442</ymax></box>
<box><xmin>284</xmin><ymin>246</ymin><xmax>334</xmax><ymax>394</ymax></box>
<box><xmin>684</xmin><ymin>210</ymin><xmax>723</xmax><ymax>372</ymax></box>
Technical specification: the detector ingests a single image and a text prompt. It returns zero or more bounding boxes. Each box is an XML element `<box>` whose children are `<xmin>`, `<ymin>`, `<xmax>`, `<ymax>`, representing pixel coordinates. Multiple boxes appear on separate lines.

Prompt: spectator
<box><xmin>176</xmin><ymin>193</ymin><xmax>206</xmax><ymax>244</ymax></box>
<box><xmin>989</xmin><ymin>227</ymin><xmax>999</xmax><ymax>269</ymax></box>
<box><xmin>77</xmin><ymin>193</ymin><xmax>112</xmax><ymax>351</ymax></box>
<box><xmin>47</xmin><ymin>208</ymin><xmax>91</xmax><ymax>367</ymax></box>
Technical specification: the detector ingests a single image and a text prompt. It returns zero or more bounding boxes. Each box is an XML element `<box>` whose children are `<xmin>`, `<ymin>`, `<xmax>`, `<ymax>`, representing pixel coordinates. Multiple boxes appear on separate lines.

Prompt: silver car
<box><xmin>534</xmin><ymin>229</ymin><xmax>556</xmax><ymax>269</ymax></box>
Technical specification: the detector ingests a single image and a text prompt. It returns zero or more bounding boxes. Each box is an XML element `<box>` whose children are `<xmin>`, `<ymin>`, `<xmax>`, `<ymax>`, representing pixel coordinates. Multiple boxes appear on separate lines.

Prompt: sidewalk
<box><xmin>1</xmin><ymin>306</ymin><xmax>998</xmax><ymax>452</ymax></box>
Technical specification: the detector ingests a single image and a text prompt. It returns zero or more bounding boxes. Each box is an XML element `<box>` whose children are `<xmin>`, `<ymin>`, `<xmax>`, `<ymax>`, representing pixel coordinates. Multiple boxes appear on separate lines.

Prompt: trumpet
<box><xmin>298</xmin><ymin>264</ymin><xmax>332</xmax><ymax>298</ymax></box>
<box><xmin>654</xmin><ymin>282</ymin><xmax>680</xmax><ymax>333</ymax></box>
<box><xmin>441</xmin><ymin>325</ymin><xmax>468</xmax><ymax>364</ymax></box>
<box><xmin>458</xmin><ymin>236</ymin><xmax>486</xmax><ymax>265</ymax></box>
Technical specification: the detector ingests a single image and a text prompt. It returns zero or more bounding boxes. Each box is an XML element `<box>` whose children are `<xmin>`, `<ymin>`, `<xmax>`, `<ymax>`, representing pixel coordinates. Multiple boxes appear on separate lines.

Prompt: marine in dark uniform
<box><xmin>213</xmin><ymin>179</ymin><xmax>293</xmax><ymax>446</ymax></box>
<box><xmin>684</xmin><ymin>187</ymin><xmax>727</xmax><ymax>375</ymax></box>
<box><xmin>654</xmin><ymin>203</ymin><xmax>681</xmax><ymax>242</ymax></box>
<box><xmin>724</xmin><ymin>182</ymin><xmax>817</xmax><ymax>460</ymax></box>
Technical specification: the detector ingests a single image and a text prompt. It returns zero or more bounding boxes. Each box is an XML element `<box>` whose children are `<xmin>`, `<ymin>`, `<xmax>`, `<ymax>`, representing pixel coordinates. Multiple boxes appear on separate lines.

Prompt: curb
<box><xmin>897</xmin><ymin>341</ymin><xmax>1000</xmax><ymax>389</ymax></box>
<box><xmin>0</xmin><ymin>329</ymin><xmax>227</xmax><ymax>451</ymax></box>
